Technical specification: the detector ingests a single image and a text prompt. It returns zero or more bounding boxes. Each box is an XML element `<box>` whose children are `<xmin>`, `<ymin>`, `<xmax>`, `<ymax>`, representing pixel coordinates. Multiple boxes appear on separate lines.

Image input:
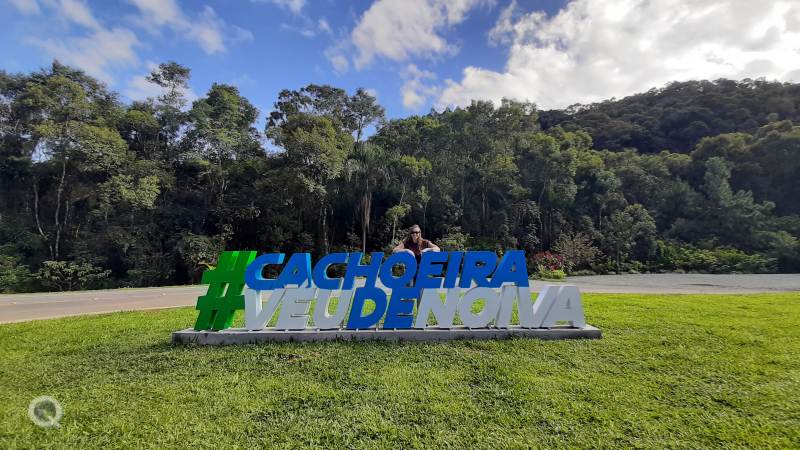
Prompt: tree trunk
<box><xmin>391</xmin><ymin>184</ymin><xmax>406</xmax><ymax>243</ymax></box>
<box><xmin>319</xmin><ymin>201</ymin><xmax>329</xmax><ymax>255</ymax></box>
<box><xmin>53</xmin><ymin>158</ymin><xmax>67</xmax><ymax>260</ymax></box>
<box><xmin>481</xmin><ymin>187</ymin><xmax>486</xmax><ymax>235</ymax></box>
<box><xmin>33</xmin><ymin>180</ymin><xmax>53</xmax><ymax>259</ymax></box>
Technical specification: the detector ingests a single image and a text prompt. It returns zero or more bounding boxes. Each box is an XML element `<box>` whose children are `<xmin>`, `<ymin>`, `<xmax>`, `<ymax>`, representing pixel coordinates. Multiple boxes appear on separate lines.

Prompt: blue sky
<box><xmin>3</xmin><ymin>0</ymin><xmax>800</xmax><ymax>127</ymax></box>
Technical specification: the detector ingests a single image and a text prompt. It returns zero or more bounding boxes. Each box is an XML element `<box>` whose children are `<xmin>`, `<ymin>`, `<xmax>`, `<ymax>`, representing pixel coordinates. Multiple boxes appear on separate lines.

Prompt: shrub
<box><xmin>437</xmin><ymin>227</ymin><xmax>470</xmax><ymax>251</ymax></box>
<box><xmin>35</xmin><ymin>261</ymin><xmax>111</xmax><ymax>292</ymax></box>
<box><xmin>531</xmin><ymin>251</ymin><xmax>565</xmax><ymax>271</ymax></box>
<box><xmin>763</xmin><ymin>231</ymin><xmax>800</xmax><ymax>273</ymax></box>
<box><xmin>553</xmin><ymin>232</ymin><xmax>600</xmax><ymax>274</ymax></box>
<box><xmin>570</xmin><ymin>269</ymin><xmax>596</xmax><ymax>276</ymax></box>
<box><xmin>0</xmin><ymin>255</ymin><xmax>33</xmax><ymax>293</ymax></box>
<box><xmin>538</xmin><ymin>268</ymin><xmax>566</xmax><ymax>280</ymax></box>
<box><xmin>656</xmin><ymin>241</ymin><xmax>774</xmax><ymax>273</ymax></box>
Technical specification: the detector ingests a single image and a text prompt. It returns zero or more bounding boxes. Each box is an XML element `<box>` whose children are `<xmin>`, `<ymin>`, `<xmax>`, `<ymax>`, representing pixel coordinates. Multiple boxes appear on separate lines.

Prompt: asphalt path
<box><xmin>1</xmin><ymin>274</ymin><xmax>798</xmax><ymax>324</ymax></box>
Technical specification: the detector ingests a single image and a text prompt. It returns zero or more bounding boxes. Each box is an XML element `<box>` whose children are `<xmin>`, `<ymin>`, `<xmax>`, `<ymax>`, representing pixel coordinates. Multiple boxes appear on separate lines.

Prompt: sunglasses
<box><xmin>410</xmin><ymin>231</ymin><xmax>421</xmax><ymax>234</ymax></box>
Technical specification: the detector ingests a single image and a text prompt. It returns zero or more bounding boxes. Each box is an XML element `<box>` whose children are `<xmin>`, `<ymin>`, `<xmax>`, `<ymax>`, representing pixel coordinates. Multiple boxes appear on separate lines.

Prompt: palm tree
<box><xmin>345</xmin><ymin>143</ymin><xmax>388</xmax><ymax>252</ymax></box>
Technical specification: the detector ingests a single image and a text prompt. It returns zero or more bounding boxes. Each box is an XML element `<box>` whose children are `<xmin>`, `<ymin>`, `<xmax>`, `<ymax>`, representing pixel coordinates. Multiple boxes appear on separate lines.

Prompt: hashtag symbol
<box><xmin>193</xmin><ymin>250</ymin><xmax>257</xmax><ymax>331</ymax></box>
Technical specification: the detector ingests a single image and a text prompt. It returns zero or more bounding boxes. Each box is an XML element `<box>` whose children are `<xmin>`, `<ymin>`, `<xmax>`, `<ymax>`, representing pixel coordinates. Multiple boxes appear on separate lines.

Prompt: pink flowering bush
<box><xmin>531</xmin><ymin>251</ymin><xmax>565</xmax><ymax>271</ymax></box>
<box><xmin>531</xmin><ymin>251</ymin><xmax>566</xmax><ymax>280</ymax></box>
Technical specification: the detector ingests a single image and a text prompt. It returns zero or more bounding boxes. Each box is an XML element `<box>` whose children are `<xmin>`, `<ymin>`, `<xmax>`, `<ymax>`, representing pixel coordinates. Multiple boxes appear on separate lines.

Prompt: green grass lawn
<box><xmin>1</xmin><ymin>293</ymin><xmax>799</xmax><ymax>449</ymax></box>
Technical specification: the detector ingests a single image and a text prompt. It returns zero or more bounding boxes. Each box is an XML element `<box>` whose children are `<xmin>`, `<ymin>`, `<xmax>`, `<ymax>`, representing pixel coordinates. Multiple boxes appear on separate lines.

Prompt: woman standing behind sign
<box><xmin>393</xmin><ymin>225</ymin><xmax>440</xmax><ymax>264</ymax></box>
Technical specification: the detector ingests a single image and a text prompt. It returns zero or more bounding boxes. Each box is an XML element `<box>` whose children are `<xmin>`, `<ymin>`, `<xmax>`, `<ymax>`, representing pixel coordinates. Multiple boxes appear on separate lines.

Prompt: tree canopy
<box><xmin>1</xmin><ymin>63</ymin><xmax>798</xmax><ymax>292</ymax></box>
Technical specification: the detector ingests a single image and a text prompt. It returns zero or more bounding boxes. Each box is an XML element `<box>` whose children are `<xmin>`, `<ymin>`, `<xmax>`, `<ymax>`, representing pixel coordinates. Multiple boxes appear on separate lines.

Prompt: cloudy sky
<box><xmin>3</xmin><ymin>0</ymin><xmax>800</xmax><ymax>120</ymax></box>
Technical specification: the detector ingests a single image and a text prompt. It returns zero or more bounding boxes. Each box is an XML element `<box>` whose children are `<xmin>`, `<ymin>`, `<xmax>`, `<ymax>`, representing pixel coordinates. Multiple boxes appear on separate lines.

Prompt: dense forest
<box><xmin>1</xmin><ymin>62</ymin><xmax>799</xmax><ymax>292</ymax></box>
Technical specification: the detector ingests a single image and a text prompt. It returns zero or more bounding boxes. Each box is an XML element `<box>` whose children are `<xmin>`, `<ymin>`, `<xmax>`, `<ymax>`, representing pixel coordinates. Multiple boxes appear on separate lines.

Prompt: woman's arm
<box><xmin>421</xmin><ymin>241</ymin><xmax>440</xmax><ymax>252</ymax></box>
<box><xmin>393</xmin><ymin>241</ymin><xmax>408</xmax><ymax>253</ymax></box>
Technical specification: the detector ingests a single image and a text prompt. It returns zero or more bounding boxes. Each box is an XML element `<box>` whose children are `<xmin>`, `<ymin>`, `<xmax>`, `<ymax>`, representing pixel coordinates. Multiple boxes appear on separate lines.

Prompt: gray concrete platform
<box><xmin>171</xmin><ymin>325</ymin><xmax>602</xmax><ymax>345</ymax></box>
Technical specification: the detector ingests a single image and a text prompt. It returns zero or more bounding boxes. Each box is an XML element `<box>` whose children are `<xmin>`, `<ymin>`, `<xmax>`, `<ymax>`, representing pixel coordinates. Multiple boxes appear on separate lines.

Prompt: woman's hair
<box><xmin>404</xmin><ymin>225</ymin><xmax>422</xmax><ymax>244</ymax></box>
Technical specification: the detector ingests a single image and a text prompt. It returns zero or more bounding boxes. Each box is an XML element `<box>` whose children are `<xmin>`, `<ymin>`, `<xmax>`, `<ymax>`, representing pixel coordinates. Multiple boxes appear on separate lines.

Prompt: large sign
<box><xmin>173</xmin><ymin>250</ymin><xmax>601</xmax><ymax>344</ymax></box>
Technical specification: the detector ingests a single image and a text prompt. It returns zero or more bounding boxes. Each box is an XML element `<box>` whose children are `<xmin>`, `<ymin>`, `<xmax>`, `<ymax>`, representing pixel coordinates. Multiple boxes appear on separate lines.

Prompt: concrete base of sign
<box><xmin>172</xmin><ymin>325</ymin><xmax>601</xmax><ymax>345</ymax></box>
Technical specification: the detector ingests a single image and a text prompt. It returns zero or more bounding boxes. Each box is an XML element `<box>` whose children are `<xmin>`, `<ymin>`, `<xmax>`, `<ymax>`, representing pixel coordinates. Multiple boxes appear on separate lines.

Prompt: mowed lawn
<box><xmin>1</xmin><ymin>293</ymin><xmax>799</xmax><ymax>449</ymax></box>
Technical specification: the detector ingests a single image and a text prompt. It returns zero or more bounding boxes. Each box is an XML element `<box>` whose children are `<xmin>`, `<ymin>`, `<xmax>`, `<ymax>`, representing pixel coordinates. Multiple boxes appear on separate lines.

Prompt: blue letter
<box><xmin>312</xmin><ymin>252</ymin><xmax>348</xmax><ymax>289</ymax></box>
<box><xmin>346</xmin><ymin>287</ymin><xmax>387</xmax><ymax>329</ymax></box>
<box><xmin>416</xmin><ymin>251</ymin><xmax>448</xmax><ymax>288</ymax></box>
<box><xmin>383</xmin><ymin>287</ymin><xmax>420</xmax><ymax>329</ymax></box>
<box><xmin>244</xmin><ymin>253</ymin><xmax>285</xmax><ymax>291</ymax></box>
<box><xmin>443</xmin><ymin>252</ymin><xmax>463</xmax><ymax>288</ymax></box>
<box><xmin>491</xmin><ymin>250</ymin><xmax>529</xmax><ymax>287</ymax></box>
<box><xmin>276</xmin><ymin>253</ymin><xmax>313</xmax><ymax>287</ymax></box>
<box><xmin>379</xmin><ymin>251</ymin><xmax>417</xmax><ymax>289</ymax></box>
<box><xmin>343</xmin><ymin>252</ymin><xmax>384</xmax><ymax>290</ymax></box>
<box><xmin>459</xmin><ymin>251</ymin><xmax>497</xmax><ymax>288</ymax></box>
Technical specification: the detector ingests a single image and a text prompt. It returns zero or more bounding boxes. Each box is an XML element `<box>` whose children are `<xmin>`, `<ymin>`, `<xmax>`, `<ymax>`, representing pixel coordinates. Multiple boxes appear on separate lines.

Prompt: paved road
<box><xmin>0</xmin><ymin>286</ymin><xmax>204</xmax><ymax>324</ymax></box>
<box><xmin>565</xmin><ymin>273</ymin><xmax>800</xmax><ymax>294</ymax></box>
<box><xmin>1</xmin><ymin>274</ymin><xmax>798</xmax><ymax>324</ymax></box>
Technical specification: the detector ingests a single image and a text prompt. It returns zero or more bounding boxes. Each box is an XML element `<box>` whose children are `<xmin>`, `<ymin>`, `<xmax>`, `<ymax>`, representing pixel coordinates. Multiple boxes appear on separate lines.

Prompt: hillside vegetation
<box><xmin>1</xmin><ymin>63</ymin><xmax>799</xmax><ymax>291</ymax></box>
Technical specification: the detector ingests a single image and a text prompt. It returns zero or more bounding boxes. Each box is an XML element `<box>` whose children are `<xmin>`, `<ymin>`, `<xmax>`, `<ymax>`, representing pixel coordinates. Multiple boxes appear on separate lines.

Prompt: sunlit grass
<box><xmin>1</xmin><ymin>293</ymin><xmax>798</xmax><ymax>448</ymax></box>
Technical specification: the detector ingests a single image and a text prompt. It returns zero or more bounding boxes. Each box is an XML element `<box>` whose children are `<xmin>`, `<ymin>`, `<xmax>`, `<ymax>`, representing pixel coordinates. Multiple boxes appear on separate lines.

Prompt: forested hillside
<box><xmin>1</xmin><ymin>62</ymin><xmax>799</xmax><ymax>292</ymax></box>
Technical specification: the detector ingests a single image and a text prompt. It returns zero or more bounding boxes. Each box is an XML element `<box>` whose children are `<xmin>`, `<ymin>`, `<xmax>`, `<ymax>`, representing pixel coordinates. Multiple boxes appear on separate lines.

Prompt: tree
<box><xmin>695</xmin><ymin>157</ymin><xmax>773</xmax><ymax>249</ymax></box>
<box><xmin>276</xmin><ymin>114</ymin><xmax>352</xmax><ymax>254</ymax></box>
<box><xmin>22</xmin><ymin>65</ymin><xmax>127</xmax><ymax>259</ymax></box>
<box><xmin>386</xmin><ymin>155</ymin><xmax>431</xmax><ymax>242</ymax></box>
<box><xmin>145</xmin><ymin>61</ymin><xmax>191</xmax><ymax>160</ymax></box>
<box><xmin>554</xmin><ymin>232</ymin><xmax>600</xmax><ymax>274</ymax></box>
<box><xmin>2</xmin><ymin>62</ymin><xmax>799</xmax><ymax>292</ymax></box>
<box><xmin>345</xmin><ymin>143</ymin><xmax>388</xmax><ymax>252</ymax></box>
<box><xmin>603</xmin><ymin>204</ymin><xmax>656</xmax><ymax>272</ymax></box>
<box><xmin>347</xmin><ymin>88</ymin><xmax>384</xmax><ymax>146</ymax></box>
<box><xmin>35</xmin><ymin>260</ymin><xmax>110</xmax><ymax>291</ymax></box>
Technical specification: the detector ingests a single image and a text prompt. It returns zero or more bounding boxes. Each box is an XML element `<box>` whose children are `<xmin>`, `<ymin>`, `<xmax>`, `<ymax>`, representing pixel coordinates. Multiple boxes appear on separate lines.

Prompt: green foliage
<box><xmin>763</xmin><ymin>231</ymin><xmax>800</xmax><ymax>272</ymax></box>
<box><xmin>34</xmin><ymin>260</ymin><xmax>110</xmax><ymax>291</ymax></box>
<box><xmin>0</xmin><ymin>255</ymin><xmax>33</xmax><ymax>293</ymax></box>
<box><xmin>538</xmin><ymin>268</ymin><xmax>566</xmax><ymax>280</ymax></box>
<box><xmin>436</xmin><ymin>227</ymin><xmax>470</xmax><ymax>251</ymax></box>
<box><xmin>2</xmin><ymin>63</ymin><xmax>799</xmax><ymax>292</ymax></box>
<box><xmin>541</xmin><ymin>79</ymin><xmax>800</xmax><ymax>153</ymax></box>
<box><xmin>553</xmin><ymin>232</ymin><xmax>600</xmax><ymax>274</ymax></box>
<box><xmin>603</xmin><ymin>204</ymin><xmax>657</xmax><ymax>272</ymax></box>
<box><xmin>177</xmin><ymin>233</ymin><xmax>227</xmax><ymax>283</ymax></box>
<box><xmin>656</xmin><ymin>241</ymin><xmax>774</xmax><ymax>273</ymax></box>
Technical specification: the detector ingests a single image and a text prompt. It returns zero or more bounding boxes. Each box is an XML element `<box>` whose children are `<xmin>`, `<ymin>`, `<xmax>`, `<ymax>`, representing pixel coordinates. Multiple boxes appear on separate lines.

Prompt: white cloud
<box><xmin>350</xmin><ymin>0</ymin><xmax>492</xmax><ymax>69</ymax></box>
<box><xmin>254</xmin><ymin>0</ymin><xmax>306</xmax><ymax>15</ymax></box>
<box><xmin>192</xmin><ymin>6</ymin><xmax>226</xmax><ymax>53</ymax></box>
<box><xmin>280</xmin><ymin>23</ymin><xmax>315</xmax><ymax>38</ymax></box>
<box><xmin>326</xmin><ymin>48</ymin><xmax>350</xmax><ymax>73</ymax></box>
<box><xmin>401</xmin><ymin>64</ymin><xmax>439</xmax><ymax>109</ymax></box>
<box><xmin>364</xmin><ymin>87</ymin><xmax>378</xmax><ymax>99</ymax></box>
<box><xmin>487</xmin><ymin>0</ymin><xmax>515</xmax><ymax>46</ymax></box>
<box><xmin>232</xmin><ymin>25</ymin><xmax>255</xmax><ymax>44</ymax></box>
<box><xmin>22</xmin><ymin>0</ymin><xmax>138</xmax><ymax>84</ymax></box>
<box><xmin>9</xmin><ymin>0</ymin><xmax>41</xmax><ymax>15</ymax></box>
<box><xmin>439</xmin><ymin>0</ymin><xmax>800</xmax><ymax>110</ymax></box>
<box><xmin>230</xmin><ymin>73</ymin><xmax>256</xmax><ymax>88</ymax></box>
<box><xmin>58</xmin><ymin>0</ymin><xmax>101</xmax><ymax>30</ymax></box>
<box><xmin>34</xmin><ymin>27</ymin><xmax>139</xmax><ymax>83</ymax></box>
<box><xmin>318</xmin><ymin>18</ymin><xmax>332</xmax><ymax>35</ymax></box>
<box><xmin>127</xmin><ymin>0</ymin><xmax>252</xmax><ymax>54</ymax></box>
<box><xmin>278</xmin><ymin>16</ymin><xmax>333</xmax><ymax>39</ymax></box>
